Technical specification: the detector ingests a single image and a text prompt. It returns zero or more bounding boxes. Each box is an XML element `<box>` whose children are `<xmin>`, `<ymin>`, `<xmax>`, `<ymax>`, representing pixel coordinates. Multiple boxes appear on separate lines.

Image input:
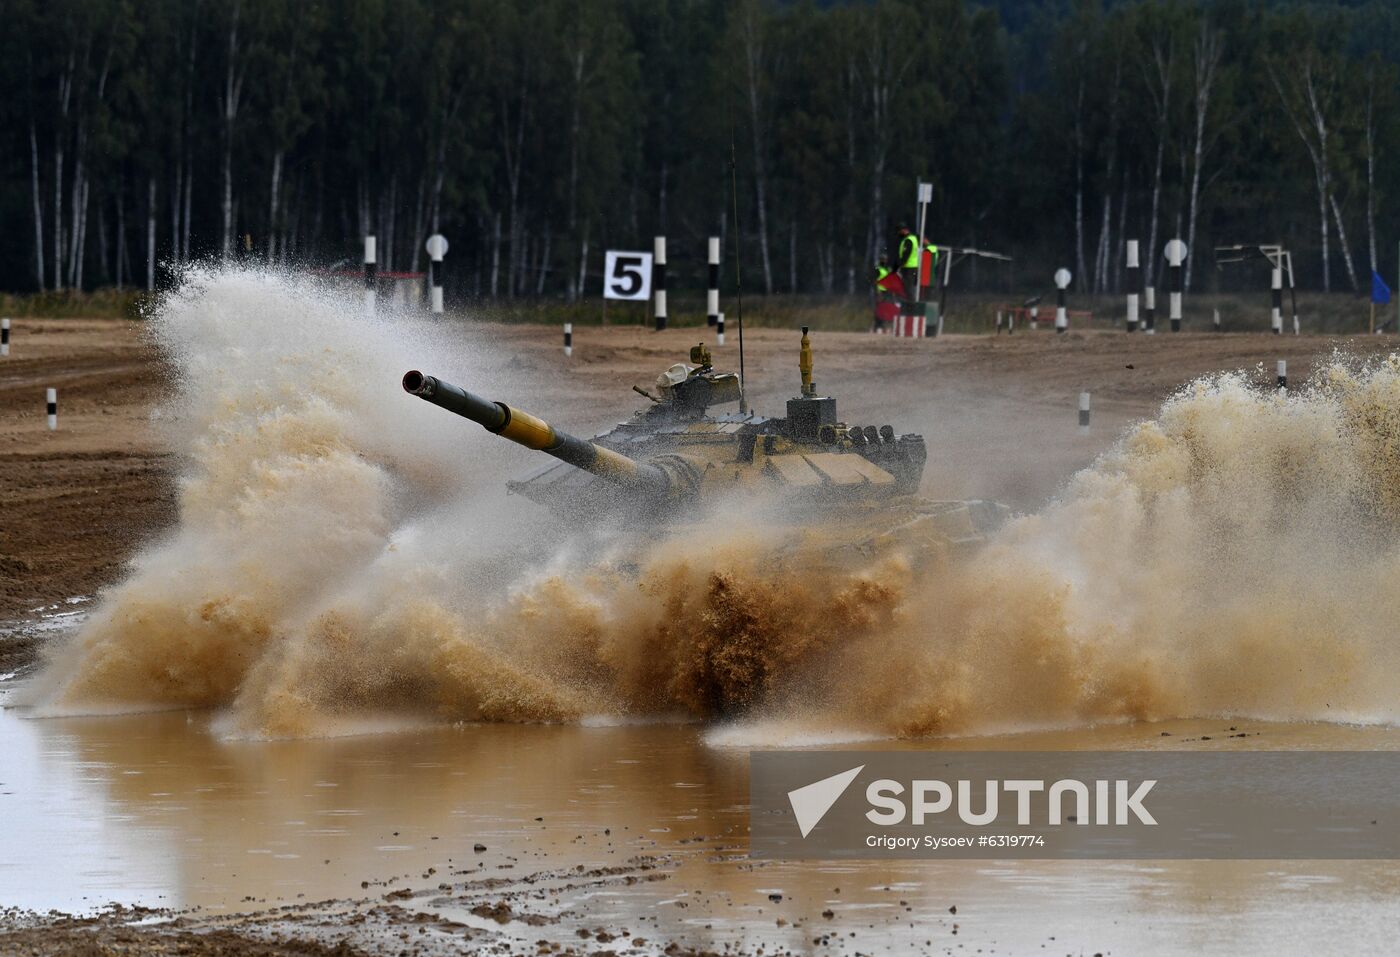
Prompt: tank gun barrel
<box><xmin>402</xmin><ymin>370</ymin><xmax>672</xmax><ymax>496</ymax></box>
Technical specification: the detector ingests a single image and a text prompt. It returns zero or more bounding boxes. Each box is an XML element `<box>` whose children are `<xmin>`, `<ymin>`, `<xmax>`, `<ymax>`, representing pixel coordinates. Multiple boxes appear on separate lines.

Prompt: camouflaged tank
<box><xmin>402</xmin><ymin>328</ymin><xmax>1008</xmax><ymax>568</ymax></box>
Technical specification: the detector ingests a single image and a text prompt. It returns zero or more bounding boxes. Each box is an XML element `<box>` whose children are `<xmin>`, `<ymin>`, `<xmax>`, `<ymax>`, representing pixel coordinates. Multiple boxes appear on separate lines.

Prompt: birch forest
<box><xmin>2</xmin><ymin>0</ymin><xmax>1398</xmax><ymax>298</ymax></box>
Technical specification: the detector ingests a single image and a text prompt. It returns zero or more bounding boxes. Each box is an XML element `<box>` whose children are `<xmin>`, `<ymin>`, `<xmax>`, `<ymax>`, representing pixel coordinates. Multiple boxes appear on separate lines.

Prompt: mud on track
<box><xmin>3</xmin><ymin>312</ymin><xmax>1388</xmax><ymax>626</ymax></box>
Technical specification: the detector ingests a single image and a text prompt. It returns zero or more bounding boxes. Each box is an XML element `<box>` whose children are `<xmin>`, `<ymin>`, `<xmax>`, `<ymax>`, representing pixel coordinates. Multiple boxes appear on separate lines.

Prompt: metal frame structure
<box><xmin>1214</xmin><ymin>244</ymin><xmax>1300</xmax><ymax>334</ymax></box>
<box><xmin>925</xmin><ymin>246</ymin><xmax>1012</xmax><ymax>335</ymax></box>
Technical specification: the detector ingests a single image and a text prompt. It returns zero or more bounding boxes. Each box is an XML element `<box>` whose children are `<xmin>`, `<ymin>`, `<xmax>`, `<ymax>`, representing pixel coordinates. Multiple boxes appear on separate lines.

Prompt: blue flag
<box><xmin>1373</xmin><ymin>270</ymin><xmax>1392</xmax><ymax>305</ymax></box>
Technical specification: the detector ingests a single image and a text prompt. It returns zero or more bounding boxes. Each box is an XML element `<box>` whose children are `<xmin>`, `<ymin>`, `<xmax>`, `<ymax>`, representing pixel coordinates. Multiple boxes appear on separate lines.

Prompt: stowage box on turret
<box><xmin>403</xmin><ymin>328</ymin><xmax>1007</xmax><ymax>567</ymax></box>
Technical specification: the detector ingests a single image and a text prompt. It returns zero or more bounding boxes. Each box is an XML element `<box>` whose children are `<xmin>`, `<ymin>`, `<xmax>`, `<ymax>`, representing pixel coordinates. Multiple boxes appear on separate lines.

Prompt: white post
<box><xmin>717</xmin><ymin>311</ymin><xmax>726</xmax><ymax>347</ymax></box>
<box><xmin>914</xmin><ymin>182</ymin><xmax>932</xmax><ymax>304</ymax></box>
<box><xmin>425</xmin><ymin>234</ymin><xmax>448</xmax><ymax>314</ymax></box>
<box><xmin>1166</xmin><ymin>239</ymin><xmax>1187</xmax><ymax>332</ymax></box>
<box><xmin>1277</xmin><ymin>359</ymin><xmax>1287</xmax><ymax>389</ymax></box>
<box><xmin>46</xmin><ymin>388</ymin><xmax>57</xmax><ymax>431</ymax></box>
<box><xmin>1144</xmin><ymin>285</ymin><xmax>1156</xmax><ymax>334</ymax></box>
<box><xmin>1078</xmin><ymin>391</ymin><xmax>1091</xmax><ymax>434</ymax></box>
<box><xmin>1054</xmin><ymin>268</ymin><xmax>1072</xmax><ymax>333</ymax></box>
<box><xmin>1</xmin><ymin>318</ymin><xmax>9</xmax><ymax>357</ymax></box>
<box><xmin>1271</xmin><ymin>267</ymin><xmax>1283</xmax><ymax>335</ymax></box>
<box><xmin>1125</xmin><ymin>240</ymin><xmax>1140</xmax><ymax>333</ymax></box>
<box><xmin>1213</xmin><ymin>307</ymin><xmax>1221</xmax><ymax>331</ymax></box>
<box><xmin>564</xmin><ymin>322</ymin><xmax>573</xmax><ymax>357</ymax></box>
<box><xmin>653</xmin><ymin>236</ymin><xmax>667</xmax><ymax>331</ymax></box>
<box><xmin>707</xmin><ymin>236</ymin><xmax>720</xmax><ymax>327</ymax></box>
<box><xmin>430</xmin><ymin>249</ymin><xmax>443</xmax><ymax>314</ymax></box>
<box><xmin>364</xmin><ymin>235</ymin><xmax>377</xmax><ymax>315</ymax></box>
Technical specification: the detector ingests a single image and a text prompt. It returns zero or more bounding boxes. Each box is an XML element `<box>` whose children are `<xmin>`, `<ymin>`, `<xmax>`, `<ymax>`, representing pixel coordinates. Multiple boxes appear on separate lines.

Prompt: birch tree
<box><xmin>1267</xmin><ymin>20</ymin><xmax>1358</xmax><ymax>293</ymax></box>
<box><xmin>1183</xmin><ymin>19</ymin><xmax>1223</xmax><ymax>290</ymax></box>
<box><xmin>216</xmin><ymin>0</ymin><xmax>248</xmax><ymax>258</ymax></box>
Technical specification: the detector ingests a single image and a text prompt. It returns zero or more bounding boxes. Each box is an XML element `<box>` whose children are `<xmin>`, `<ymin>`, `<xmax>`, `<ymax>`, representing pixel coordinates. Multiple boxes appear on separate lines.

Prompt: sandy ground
<box><xmin>3</xmin><ymin>316</ymin><xmax>1398</xmax><ymax>954</ymax></box>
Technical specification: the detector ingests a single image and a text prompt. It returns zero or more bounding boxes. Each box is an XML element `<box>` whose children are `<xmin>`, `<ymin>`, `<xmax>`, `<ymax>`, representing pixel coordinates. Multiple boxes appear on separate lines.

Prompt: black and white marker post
<box><xmin>1277</xmin><ymin>360</ymin><xmax>1287</xmax><ymax>389</ymax></box>
<box><xmin>364</xmin><ymin>235</ymin><xmax>377</xmax><ymax>315</ymax></box>
<box><xmin>1126</xmin><ymin>240</ymin><xmax>1140</xmax><ymax>332</ymax></box>
<box><xmin>1166</xmin><ymin>239</ymin><xmax>1187</xmax><ymax>332</ymax></box>
<box><xmin>653</xmin><ymin>236</ymin><xmax>667</xmax><ymax>332</ymax></box>
<box><xmin>564</xmin><ymin>322</ymin><xmax>573</xmax><ymax>357</ymax></box>
<box><xmin>1054</xmin><ymin>268</ymin><xmax>1071</xmax><ymax>334</ymax></box>
<box><xmin>1</xmin><ymin>318</ymin><xmax>9</xmax><ymax>357</ymax></box>
<box><xmin>46</xmin><ymin>388</ymin><xmax>57</xmax><ymax>431</ymax></box>
<box><xmin>707</xmin><ymin>236</ymin><xmax>720</xmax><ymax>327</ymax></box>
<box><xmin>426</xmin><ymin>233</ymin><xmax>448</xmax><ymax>314</ymax></box>
<box><xmin>1079</xmin><ymin>392</ymin><xmax>1091</xmax><ymax>435</ymax></box>
<box><xmin>1271</xmin><ymin>267</ymin><xmax>1283</xmax><ymax>334</ymax></box>
<box><xmin>717</xmin><ymin>311</ymin><xmax>726</xmax><ymax>347</ymax></box>
<box><xmin>1144</xmin><ymin>285</ymin><xmax>1156</xmax><ymax>334</ymax></box>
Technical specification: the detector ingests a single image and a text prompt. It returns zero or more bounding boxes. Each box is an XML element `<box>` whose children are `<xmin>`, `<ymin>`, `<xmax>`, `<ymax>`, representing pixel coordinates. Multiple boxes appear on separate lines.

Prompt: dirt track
<box><xmin>2</xmin><ymin>316</ymin><xmax>1394</xmax><ymax>623</ymax></box>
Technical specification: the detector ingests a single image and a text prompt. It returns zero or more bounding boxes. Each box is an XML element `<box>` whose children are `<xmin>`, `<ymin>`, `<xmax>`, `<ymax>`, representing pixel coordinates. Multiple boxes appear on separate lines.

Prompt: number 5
<box><xmin>611</xmin><ymin>255</ymin><xmax>645</xmax><ymax>297</ymax></box>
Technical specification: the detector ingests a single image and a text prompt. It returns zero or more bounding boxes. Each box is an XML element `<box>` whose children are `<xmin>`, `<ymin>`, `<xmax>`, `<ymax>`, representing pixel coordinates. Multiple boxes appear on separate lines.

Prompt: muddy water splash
<box><xmin>25</xmin><ymin>269</ymin><xmax>1400</xmax><ymax>736</ymax></box>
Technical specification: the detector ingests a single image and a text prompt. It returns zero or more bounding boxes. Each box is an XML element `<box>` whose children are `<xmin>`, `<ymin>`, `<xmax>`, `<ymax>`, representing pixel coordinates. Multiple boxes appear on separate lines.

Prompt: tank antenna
<box><xmin>728</xmin><ymin>71</ymin><xmax>747</xmax><ymax>414</ymax></box>
<box><xmin>800</xmin><ymin>326</ymin><xmax>815</xmax><ymax>397</ymax></box>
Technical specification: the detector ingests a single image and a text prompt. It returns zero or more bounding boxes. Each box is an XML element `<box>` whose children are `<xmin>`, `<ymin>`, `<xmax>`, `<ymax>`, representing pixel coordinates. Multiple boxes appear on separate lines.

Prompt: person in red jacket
<box><xmin>871</xmin><ymin>254</ymin><xmax>904</xmax><ymax>333</ymax></box>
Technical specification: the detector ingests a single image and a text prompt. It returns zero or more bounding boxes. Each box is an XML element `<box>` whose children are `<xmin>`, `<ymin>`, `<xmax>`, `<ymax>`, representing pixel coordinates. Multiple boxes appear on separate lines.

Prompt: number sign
<box><xmin>604</xmin><ymin>251</ymin><xmax>653</xmax><ymax>301</ymax></box>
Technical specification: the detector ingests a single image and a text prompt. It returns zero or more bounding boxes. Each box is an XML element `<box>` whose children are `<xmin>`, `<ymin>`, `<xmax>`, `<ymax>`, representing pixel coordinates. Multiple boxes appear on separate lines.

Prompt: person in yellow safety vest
<box><xmin>896</xmin><ymin>225</ymin><xmax>920</xmax><ymax>293</ymax></box>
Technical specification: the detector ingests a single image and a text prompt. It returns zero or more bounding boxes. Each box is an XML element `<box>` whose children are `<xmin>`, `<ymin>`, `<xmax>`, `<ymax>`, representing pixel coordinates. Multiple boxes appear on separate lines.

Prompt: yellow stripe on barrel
<box><xmin>589</xmin><ymin>446</ymin><xmax>645</xmax><ymax>482</ymax></box>
<box><xmin>497</xmin><ymin>406</ymin><xmax>556</xmax><ymax>450</ymax></box>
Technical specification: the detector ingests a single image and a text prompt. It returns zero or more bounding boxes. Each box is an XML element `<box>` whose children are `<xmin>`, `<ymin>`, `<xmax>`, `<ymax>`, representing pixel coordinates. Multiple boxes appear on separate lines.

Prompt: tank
<box><xmin>402</xmin><ymin>328</ymin><xmax>1008</xmax><ymax>568</ymax></box>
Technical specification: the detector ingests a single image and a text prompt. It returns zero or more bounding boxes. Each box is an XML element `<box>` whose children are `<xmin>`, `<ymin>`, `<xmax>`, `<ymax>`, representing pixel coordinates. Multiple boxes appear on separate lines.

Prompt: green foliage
<box><xmin>1</xmin><ymin>0</ymin><xmax>1399</xmax><ymax>301</ymax></box>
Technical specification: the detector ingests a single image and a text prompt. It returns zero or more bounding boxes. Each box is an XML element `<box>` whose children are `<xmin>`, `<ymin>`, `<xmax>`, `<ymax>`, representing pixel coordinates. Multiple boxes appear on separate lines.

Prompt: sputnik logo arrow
<box><xmin>787</xmin><ymin>765</ymin><xmax>864</xmax><ymax>838</ymax></box>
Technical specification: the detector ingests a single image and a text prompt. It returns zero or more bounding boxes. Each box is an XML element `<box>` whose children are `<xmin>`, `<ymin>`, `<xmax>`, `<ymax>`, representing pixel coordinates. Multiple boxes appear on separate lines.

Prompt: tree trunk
<box><xmin>490</xmin><ymin>211</ymin><xmax>501</xmax><ymax>298</ymax></box>
<box><xmin>180</xmin><ymin>166</ymin><xmax>192</xmax><ymax>262</ymax></box>
<box><xmin>68</xmin><ymin>130</ymin><xmax>87</xmax><ymax>288</ymax></box>
<box><xmin>1114</xmin><ymin>172</ymin><xmax>1129</xmax><ymax>292</ymax></box>
<box><xmin>146</xmin><ymin>176</ymin><xmax>157</xmax><ymax>290</ymax></box>
<box><xmin>171</xmin><ymin>165</ymin><xmax>182</xmax><ymax>266</ymax></box>
<box><xmin>536</xmin><ymin>229</ymin><xmax>551</xmax><ymax>295</ymax></box>
<box><xmin>1145</xmin><ymin>39</ymin><xmax>1173</xmax><ymax>290</ymax></box>
<box><xmin>742</xmin><ymin>5</ymin><xmax>773</xmax><ymax>294</ymax></box>
<box><xmin>268</xmin><ymin>149</ymin><xmax>283</xmax><ymax>260</ymax></box>
<box><xmin>1269</xmin><ymin>60</ymin><xmax>1338</xmax><ymax>291</ymax></box>
<box><xmin>1185</xmin><ymin>24</ymin><xmax>1223</xmax><ymax>291</ymax></box>
<box><xmin>1366</xmin><ymin>78</ymin><xmax>1378</xmax><ymax>273</ymax></box>
<box><xmin>1329</xmin><ymin>191</ymin><xmax>1360</xmax><ymax>292</ymax></box>
<box><xmin>53</xmin><ymin>140</ymin><xmax>64</xmax><ymax>291</ymax></box>
<box><xmin>1317</xmin><ymin>166</ymin><xmax>1331</xmax><ymax>292</ymax></box>
<box><xmin>53</xmin><ymin>55</ymin><xmax>73</xmax><ymax>291</ymax></box>
<box><xmin>116</xmin><ymin>178</ymin><xmax>126</xmax><ymax>289</ymax></box>
<box><xmin>220</xmin><ymin>0</ymin><xmax>244</xmax><ymax>258</ymax></box>
<box><xmin>577</xmin><ymin>225</ymin><xmax>589</xmax><ymax>300</ymax></box>
<box><xmin>98</xmin><ymin>200</ymin><xmax>109</xmax><ymax>285</ymax></box>
<box><xmin>72</xmin><ymin>174</ymin><xmax>89</xmax><ymax>290</ymax></box>
<box><xmin>1074</xmin><ymin>72</ymin><xmax>1086</xmax><ymax>292</ymax></box>
<box><xmin>29</xmin><ymin>120</ymin><xmax>45</xmax><ymax>290</ymax></box>
<box><xmin>789</xmin><ymin>218</ymin><xmax>798</xmax><ymax>292</ymax></box>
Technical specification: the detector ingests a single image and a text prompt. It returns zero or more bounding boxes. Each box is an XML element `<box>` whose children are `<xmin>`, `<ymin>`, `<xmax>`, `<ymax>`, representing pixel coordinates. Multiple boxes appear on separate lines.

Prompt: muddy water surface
<box><xmin>5</xmin><ymin>688</ymin><xmax>1400</xmax><ymax>956</ymax></box>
